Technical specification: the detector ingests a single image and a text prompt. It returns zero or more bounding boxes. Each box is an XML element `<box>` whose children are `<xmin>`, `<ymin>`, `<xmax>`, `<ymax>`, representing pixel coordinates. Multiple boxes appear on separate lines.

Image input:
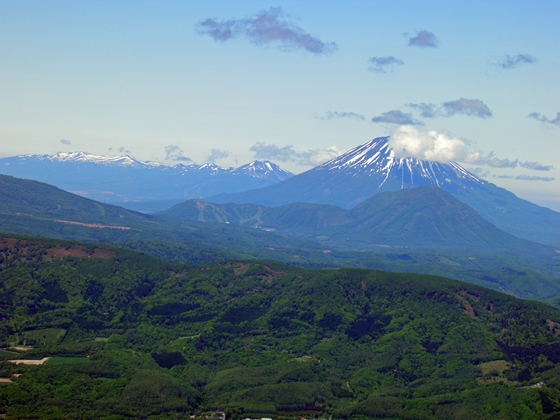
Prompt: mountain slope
<box><xmin>2</xmin><ymin>174</ymin><xmax>559</xmax><ymax>301</ymax></box>
<box><xmin>344</xmin><ymin>187</ymin><xmax>520</xmax><ymax>248</ymax></box>
<box><xmin>0</xmin><ymin>152</ymin><xmax>292</xmax><ymax>212</ymax></box>
<box><xmin>0</xmin><ymin>174</ymin><xmax>154</xmax><ymax>226</ymax></box>
<box><xmin>164</xmin><ymin>187</ymin><xmax>555</xmax><ymax>251</ymax></box>
<box><xmin>0</xmin><ymin>174</ymin><xmax>346</xmax><ymax>266</ymax></box>
<box><xmin>2</xmin><ymin>235</ymin><xmax>560</xmax><ymax>419</ymax></box>
<box><xmin>208</xmin><ymin>137</ymin><xmax>560</xmax><ymax>247</ymax></box>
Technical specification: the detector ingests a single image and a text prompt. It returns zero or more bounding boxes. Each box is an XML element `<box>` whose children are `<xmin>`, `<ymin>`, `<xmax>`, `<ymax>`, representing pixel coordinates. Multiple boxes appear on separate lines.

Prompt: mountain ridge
<box><xmin>0</xmin><ymin>152</ymin><xmax>293</xmax><ymax>212</ymax></box>
<box><xmin>1</xmin><ymin>173</ymin><xmax>560</xmax><ymax>301</ymax></box>
<box><xmin>207</xmin><ymin>137</ymin><xmax>560</xmax><ymax>247</ymax></box>
<box><xmin>164</xmin><ymin>186</ymin><xmax>555</xmax><ymax>252</ymax></box>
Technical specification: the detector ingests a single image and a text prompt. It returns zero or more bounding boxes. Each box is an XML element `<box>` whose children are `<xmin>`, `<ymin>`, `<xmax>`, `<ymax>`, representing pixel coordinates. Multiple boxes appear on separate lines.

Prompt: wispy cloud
<box><xmin>519</xmin><ymin>161</ymin><xmax>555</xmax><ymax>171</ymax></box>
<box><xmin>528</xmin><ymin>112</ymin><xmax>560</xmax><ymax>127</ymax></box>
<box><xmin>164</xmin><ymin>145</ymin><xmax>192</xmax><ymax>162</ymax></box>
<box><xmin>515</xmin><ymin>174</ymin><xmax>555</xmax><ymax>182</ymax></box>
<box><xmin>371</xmin><ymin>110</ymin><xmax>423</xmax><ymax>125</ymax></box>
<box><xmin>495</xmin><ymin>53</ymin><xmax>536</xmax><ymax>69</ymax></box>
<box><xmin>206</xmin><ymin>148</ymin><xmax>230</xmax><ymax>164</ymax></box>
<box><xmin>465</xmin><ymin>153</ymin><xmax>519</xmax><ymax>168</ymax></box>
<box><xmin>406</xmin><ymin>103</ymin><xmax>439</xmax><ymax>118</ymax></box>
<box><xmin>465</xmin><ymin>152</ymin><xmax>554</xmax><ymax>171</ymax></box>
<box><xmin>250</xmin><ymin>143</ymin><xmax>296</xmax><ymax>162</ymax></box>
<box><xmin>367</xmin><ymin>56</ymin><xmax>404</xmax><ymax>73</ymax></box>
<box><xmin>408</xmin><ymin>30</ymin><xmax>438</xmax><ymax>48</ymax></box>
<box><xmin>249</xmin><ymin>142</ymin><xmax>343</xmax><ymax>166</ymax></box>
<box><xmin>321</xmin><ymin>111</ymin><xmax>365</xmax><ymax>121</ymax></box>
<box><xmin>298</xmin><ymin>146</ymin><xmax>343</xmax><ymax>166</ymax></box>
<box><xmin>493</xmin><ymin>174</ymin><xmax>514</xmax><ymax>179</ymax></box>
<box><xmin>197</xmin><ymin>7</ymin><xmax>338</xmax><ymax>55</ymax></box>
<box><xmin>388</xmin><ymin>126</ymin><xmax>554</xmax><ymax>171</ymax></box>
<box><xmin>60</xmin><ymin>139</ymin><xmax>71</xmax><ymax>145</ymax></box>
<box><xmin>407</xmin><ymin>98</ymin><xmax>493</xmax><ymax>119</ymax></box>
<box><xmin>118</xmin><ymin>147</ymin><xmax>131</xmax><ymax>154</ymax></box>
<box><xmin>442</xmin><ymin>98</ymin><xmax>493</xmax><ymax>118</ymax></box>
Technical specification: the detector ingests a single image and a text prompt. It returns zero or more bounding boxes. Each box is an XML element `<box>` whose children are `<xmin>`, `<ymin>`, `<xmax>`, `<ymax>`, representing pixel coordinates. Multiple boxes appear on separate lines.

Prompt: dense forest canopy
<box><xmin>1</xmin><ymin>234</ymin><xmax>560</xmax><ymax>418</ymax></box>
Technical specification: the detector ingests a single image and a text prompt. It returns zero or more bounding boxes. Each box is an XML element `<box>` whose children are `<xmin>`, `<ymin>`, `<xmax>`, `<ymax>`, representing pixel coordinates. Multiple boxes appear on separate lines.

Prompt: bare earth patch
<box><xmin>9</xmin><ymin>357</ymin><xmax>50</xmax><ymax>365</ymax></box>
<box><xmin>47</xmin><ymin>246</ymin><xmax>116</xmax><ymax>259</ymax></box>
<box><xmin>55</xmin><ymin>219</ymin><xmax>130</xmax><ymax>230</ymax></box>
<box><xmin>455</xmin><ymin>292</ymin><xmax>477</xmax><ymax>319</ymax></box>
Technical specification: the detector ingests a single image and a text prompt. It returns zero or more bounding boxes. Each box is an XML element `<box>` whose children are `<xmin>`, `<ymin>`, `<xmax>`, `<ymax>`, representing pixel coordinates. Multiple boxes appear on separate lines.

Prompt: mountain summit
<box><xmin>0</xmin><ymin>152</ymin><xmax>293</xmax><ymax>212</ymax></box>
<box><xmin>209</xmin><ymin>137</ymin><xmax>487</xmax><ymax>208</ymax></box>
<box><xmin>314</xmin><ymin>137</ymin><xmax>485</xmax><ymax>191</ymax></box>
<box><xmin>208</xmin><ymin>137</ymin><xmax>560</xmax><ymax>247</ymax></box>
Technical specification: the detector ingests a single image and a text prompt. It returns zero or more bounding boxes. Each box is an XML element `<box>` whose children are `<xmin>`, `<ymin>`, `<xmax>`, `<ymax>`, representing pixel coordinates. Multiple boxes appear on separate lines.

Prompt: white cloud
<box><xmin>388</xmin><ymin>126</ymin><xmax>468</xmax><ymax>162</ymax></box>
<box><xmin>197</xmin><ymin>8</ymin><xmax>338</xmax><ymax>55</ymax></box>
<box><xmin>299</xmin><ymin>146</ymin><xmax>343</xmax><ymax>166</ymax></box>
<box><xmin>249</xmin><ymin>143</ymin><xmax>342</xmax><ymax>166</ymax></box>
<box><xmin>206</xmin><ymin>148</ymin><xmax>230</xmax><ymax>163</ymax></box>
<box><xmin>408</xmin><ymin>30</ymin><xmax>438</xmax><ymax>48</ymax></box>
<box><xmin>388</xmin><ymin>126</ymin><xmax>555</xmax><ymax>172</ymax></box>
<box><xmin>164</xmin><ymin>145</ymin><xmax>192</xmax><ymax>162</ymax></box>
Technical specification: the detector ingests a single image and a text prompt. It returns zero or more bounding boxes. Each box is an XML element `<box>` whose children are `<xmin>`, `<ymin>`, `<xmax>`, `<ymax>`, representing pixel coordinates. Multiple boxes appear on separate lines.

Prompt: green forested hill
<box><xmin>163</xmin><ymin>187</ymin><xmax>553</xmax><ymax>251</ymax></box>
<box><xmin>1</xmin><ymin>174</ymin><xmax>560</xmax><ymax>304</ymax></box>
<box><xmin>1</xmin><ymin>235</ymin><xmax>560</xmax><ymax>419</ymax></box>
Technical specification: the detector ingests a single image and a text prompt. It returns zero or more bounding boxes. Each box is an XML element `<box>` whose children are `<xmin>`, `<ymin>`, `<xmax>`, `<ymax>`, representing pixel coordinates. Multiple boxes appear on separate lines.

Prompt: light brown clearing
<box><xmin>9</xmin><ymin>357</ymin><xmax>50</xmax><ymax>365</ymax></box>
<box><xmin>547</xmin><ymin>319</ymin><xmax>560</xmax><ymax>337</ymax></box>
<box><xmin>55</xmin><ymin>219</ymin><xmax>130</xmax><ymax>230</ymax></box>
<box><xmin>46</xmin><ymin>246</ymin><xmax>116</xmax><ymax>259</ymax></box>
<box><xmin>0</xmin><ymin>237</ymin><xmax>115</xmax><ymax>260</ymax></box>
<box><xmin>8</xmin><ymin>346</ymin><xmax>32</xmax><ymax>352</ymax></box>
<box><xmin>0</xmin><ymin>238</ymin><xmax>18</xmax><ymax>248</ymax></box>
<box><xmin>458</xmin><ymin>290</ymin><xmax>480</xmax><ymax>301</ymax></box>
<box><xmin>234</xmin><ymin>263</ymin><xmax>250</xmax><ymax>275</ymax></box>
<box><xmin>262</xmin><ymin>265</ymin><xmax>285</xmax><ymax>279</ymax></box>
<box><xmin>0</xmin><ymin>378</ymin><xmax>13</xmax><ymax>383</ymax></box>
<box><xmin>455</xmin><ymin>293</ymin><xmax>477</xmax><ymax>319</ymax></box>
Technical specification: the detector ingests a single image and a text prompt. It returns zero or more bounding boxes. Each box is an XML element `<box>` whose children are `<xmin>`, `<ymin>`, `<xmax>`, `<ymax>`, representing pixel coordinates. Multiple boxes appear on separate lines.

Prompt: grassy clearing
<box><xmin>21</xmin><ymin>329</ymin><xmax>66</xmax><ymax>346</ymax></box>
<box><xmin>45</xmin><ymin>357</ymin><xmax>89</xmax><ymax>366</ymax></box>
<box><xmin>477</xmin><ymin>360</ymin><xmax>510</xmax><ymax>384</ymax></box>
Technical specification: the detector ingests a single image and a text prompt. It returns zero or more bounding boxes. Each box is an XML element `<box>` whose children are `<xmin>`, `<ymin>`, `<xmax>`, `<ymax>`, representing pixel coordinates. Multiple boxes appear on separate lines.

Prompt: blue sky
<box><xmin>1</xmin><ymin>0</ymin><xmax>559</xmax><ymax>210</ymax></box>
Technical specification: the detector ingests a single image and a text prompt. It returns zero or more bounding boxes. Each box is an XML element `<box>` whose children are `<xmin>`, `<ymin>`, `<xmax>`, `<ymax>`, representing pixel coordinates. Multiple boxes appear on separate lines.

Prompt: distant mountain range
<box><xmin>208</xmin><ymin>137</ymin><xmax>560</xmax><ymax>247</ymax></box>
<box><xmin>0</xmin><ymin>152</ymin><xmax>293</xmax><ymax>212</ymax></box>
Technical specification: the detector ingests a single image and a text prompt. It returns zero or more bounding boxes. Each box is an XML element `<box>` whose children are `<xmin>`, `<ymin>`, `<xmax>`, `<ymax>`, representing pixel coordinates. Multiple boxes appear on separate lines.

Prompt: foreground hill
<box><xmin>208</xmin><ymin>137</ymin><xmax>560</xmax><ymax>247</ymax></box>
<box><xmin>0</xmin><ymin>152</ymin><xmax>292</xmax><ymax>212</ymax></box>
<box><xmin>1</xmin><ymin>235</ymin><xmax>560</xmax><ymax>419</ymax></box>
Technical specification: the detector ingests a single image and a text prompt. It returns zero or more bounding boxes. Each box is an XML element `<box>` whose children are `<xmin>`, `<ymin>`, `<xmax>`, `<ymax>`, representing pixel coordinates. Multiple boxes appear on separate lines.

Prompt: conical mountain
<box><xmin>208</xmin><ymin>137</ymin><xmax>560</xmax><ymax>247</ymax></box>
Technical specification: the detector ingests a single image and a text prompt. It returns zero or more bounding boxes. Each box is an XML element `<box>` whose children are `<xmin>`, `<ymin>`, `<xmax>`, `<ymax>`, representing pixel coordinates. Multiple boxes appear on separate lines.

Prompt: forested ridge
<box><xmin>1</xmin><ymin>234</ymin><xmax>560</xmax><ymax>419</ymax></box>
<box><xmin>2</xmin><ymin>174</ymin><xmax>560</xmax><ymax>303</ymax></box>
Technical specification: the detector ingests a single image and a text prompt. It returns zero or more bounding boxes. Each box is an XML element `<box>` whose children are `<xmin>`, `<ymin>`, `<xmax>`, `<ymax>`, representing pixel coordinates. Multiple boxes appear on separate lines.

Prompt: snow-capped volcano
<box><xmin>210</xmin><ymin>136</ymin><xmax>489</xmax><ymax>208</ymax></box>
<box><xmin>315</xmin><ymin>137</ymin><xmax>483</xmax><ymax>187</ymax></box>
<box><xmin>208</xmin><ymin>136</ymin><xmax>560</xmax><ymax>247</ymax></box>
